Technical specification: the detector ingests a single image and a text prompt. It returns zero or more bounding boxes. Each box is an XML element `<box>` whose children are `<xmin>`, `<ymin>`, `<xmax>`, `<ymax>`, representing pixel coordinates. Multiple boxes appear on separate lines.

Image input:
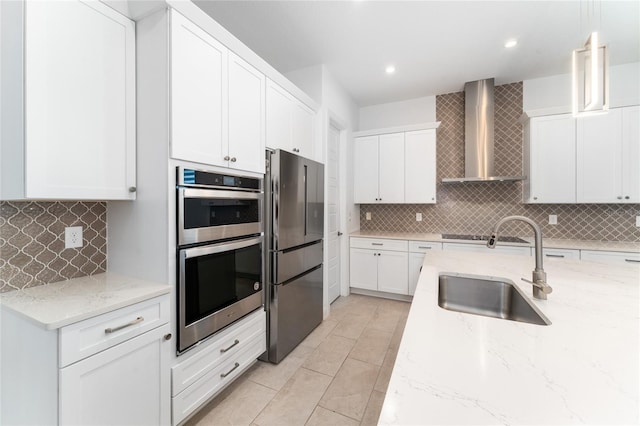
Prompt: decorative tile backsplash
<box><xmin>360</xmin><ymin>82</ymin><xmax>640</xmax><ymax>241</ymax></box>
<box><xmin>0</xmin><ymin>201</ymin><xmax>107</xmax><ymax>293</ymax></box>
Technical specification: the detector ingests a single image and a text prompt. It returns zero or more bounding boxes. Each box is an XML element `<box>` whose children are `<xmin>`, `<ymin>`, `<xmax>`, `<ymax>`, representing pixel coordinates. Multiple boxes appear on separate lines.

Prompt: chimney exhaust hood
<box><xmin>442</xmin><ymin>78</ymin><xmax>525</xmax><ymax>183</ymax></box>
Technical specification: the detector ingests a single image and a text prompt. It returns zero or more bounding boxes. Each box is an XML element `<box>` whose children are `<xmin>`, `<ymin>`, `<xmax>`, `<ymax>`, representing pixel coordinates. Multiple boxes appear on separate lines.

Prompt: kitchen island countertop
<box><xmin>379</xmin><ymin>250</ymin><xmax>639</xmax><ymax>425</ymax></box>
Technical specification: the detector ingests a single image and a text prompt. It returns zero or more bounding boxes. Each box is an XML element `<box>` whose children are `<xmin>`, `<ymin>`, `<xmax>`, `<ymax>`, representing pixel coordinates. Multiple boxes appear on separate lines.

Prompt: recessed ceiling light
<box><xmin>385</xmin><ymin>65</ymin><xmax>396</xmax><ymax>74</ymax></box>
<box><xmin>504</xmin><ymin>39</ymin><xmax>518</xmax><ymax>48</ymax></box>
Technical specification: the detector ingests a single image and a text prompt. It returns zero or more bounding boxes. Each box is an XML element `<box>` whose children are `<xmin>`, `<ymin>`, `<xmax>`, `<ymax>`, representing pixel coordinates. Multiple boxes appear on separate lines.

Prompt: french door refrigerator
<box><xmin>264</xmin><ymin>149</ymin><xmax>324</xmax><ymax>363</ymax></box>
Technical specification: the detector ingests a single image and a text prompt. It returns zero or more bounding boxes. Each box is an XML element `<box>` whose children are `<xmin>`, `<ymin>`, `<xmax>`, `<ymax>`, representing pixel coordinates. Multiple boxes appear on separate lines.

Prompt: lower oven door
<box><xmin>178</xmin><ymin>236</ymin><xmax>264</xmax><ymax>353</ymax></box>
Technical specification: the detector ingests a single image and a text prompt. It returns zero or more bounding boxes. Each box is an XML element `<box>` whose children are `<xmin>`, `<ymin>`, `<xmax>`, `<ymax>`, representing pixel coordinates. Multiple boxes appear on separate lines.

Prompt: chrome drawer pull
<box><xmin>545</xmin><ymin>254</ymin><xmax>565</xmax><ymax>258</ymax></box>
<box><xmin>220</xmin><ymin>339</ymin><xmax>240</xmax><ymax>353</ymax></box>
<box><xmin>625</xmin><ymin>259</ymin><xmax>640</xmax><ymax>263</ymax></box>
<box><xmin>220</xmin><ymin>362</ymin><xmax>240</xmax><ymax>378</ymax></box>
<box><xmin>418</xmin><ymin>246</ymin><xmax>432</xmax><ymax>249</ymax></box>
<box><xmin>371</xmin><ymin>243</ymin><xmax>383</xmax><ymax>246</ymax></box>
<box><xmin>104</xmin><ymin>316</ymin><xmax>144</xmax><ymax>334</ymax></box>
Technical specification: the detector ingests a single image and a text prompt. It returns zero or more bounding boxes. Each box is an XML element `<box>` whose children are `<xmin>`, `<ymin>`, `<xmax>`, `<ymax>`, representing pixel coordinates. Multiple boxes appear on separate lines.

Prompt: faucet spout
<box><xmin>487</xmin><ymin>215</ymin><xmax>552</xmax><ymax>300</ymax></box>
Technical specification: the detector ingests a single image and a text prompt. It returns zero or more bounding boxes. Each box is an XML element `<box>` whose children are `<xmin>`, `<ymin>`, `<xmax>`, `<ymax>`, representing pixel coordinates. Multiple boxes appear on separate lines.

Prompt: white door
<box><xmin>328</xmin><ymin>124</ymin><xmax>341</xmax><ymax>303</ymax></box>
<box><xmin>378</xmin><ymin>133</ymin><xmax>405</xmax><ymax>203</ymax></box>
<box><xmin>622</xmin><ymin>106</ymin><xmax>640</xmax><ymax>203</ymax></box>
<box><xmin>353</xmin><ymin>136</ymin><xmax>379</xmax><ymax>203</ymax></box>
<box><xmin>408</xmin><ymin>252</ymin><xmax>425</xmax><ymax>295</ymax></box>
<box><xmin>405</xmin><ymin>130</ymin><xmax>437</xmax><ymax>203</ymax></box>
<box><xmin>292</xmin><ymin>102</ymin><xmax>315</xmax><ymax>159</ymax></box>
<box><xmin>349</xmin><ymin>248</ymin><xmax>378</xmax><ymax>291</ymax></box>
<box><xmin>377</xmin><ymin>251</ymin><xmax>409</xmax><ymax>295</ymax></box>
<box><xmin>265</xmin><ymin>80</ymin><xmax>293</xmax><ymax>152</ymax></box>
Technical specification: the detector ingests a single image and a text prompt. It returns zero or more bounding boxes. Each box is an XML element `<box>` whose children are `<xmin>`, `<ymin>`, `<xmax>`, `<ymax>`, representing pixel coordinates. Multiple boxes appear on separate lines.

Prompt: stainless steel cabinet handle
<box><xmin>220</xmin><ymin>362</ymin><xmax>240</xmax><ymax>378</ymax></box>
<box><xmin>625</xmin><ymin>259</ymin><xmax>640</xmax><ymax>263</ymax></box>
<box><xmin>337</xmin><ymin>231</ymin><xmax>343</xmax><ymax>236</ymax></box>
<box><xmin>617</xmin><ymin>196</ymin><xmax>623</xmax><ymax>200</ymax></box>
<box><xmin>533</xmin><ymin>197</ymin><xmax>538</xmax><ymax>200</ymax></box>
<box><xmin>104</xmin><ymin>316</ymin><xmax>144</xmax><ymax>334</ymax></box>
<box><xmin>625</xmin><ymin>196</ymin><xmax>630</xmax><ymax>200</ymax></box>
<box><xmin>230</xmin><ymin>157</ymin><xmax>237</xmax><ymax>162</ymax></box>
<box><xmin>128</xmin><ymin>186</ymin><xmax>136</xmax><ymax>193</ymax></box>
<box><xmin>224</xmin><ymin>155</ymin><xmax>230</xmax><ymax>161</ymax></box>
<box><xmin>545</xmin><ymin>254</ymin><xmax>565</xmax><ymax>258</ymax></box>
<box><xmin>371</xmin><ymin>243</ymin><xmax>383</xmax><ymax>246</ymax></box>
<box><xmin>164</xmin><ymin>333</ymin><xmax>172</xmax><ymax>341</ymax></box>
<box><xmin>418</xmin><ymin>246</ymin><xmax>432</xmax><ymax>249</ymax></box>
<box><xmin>220</xmin><ymin>339</ymin><xmax>240</xmax><ymax>353</ymax></box>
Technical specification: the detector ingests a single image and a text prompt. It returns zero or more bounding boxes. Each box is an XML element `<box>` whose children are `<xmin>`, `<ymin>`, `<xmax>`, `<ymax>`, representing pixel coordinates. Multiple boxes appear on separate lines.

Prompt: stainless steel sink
<box><xmin>438</xmin><ymin>273</ymin><xmax>551</xmax><ymax>325</ymax></box>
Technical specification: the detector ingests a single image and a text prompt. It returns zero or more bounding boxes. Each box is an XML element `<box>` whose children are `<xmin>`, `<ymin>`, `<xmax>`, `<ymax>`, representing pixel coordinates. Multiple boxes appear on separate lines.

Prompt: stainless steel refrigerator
<box><xmin>264</xmin><ymin>149</ymin><xmax>324</xmax><ymax>363</ymax></box>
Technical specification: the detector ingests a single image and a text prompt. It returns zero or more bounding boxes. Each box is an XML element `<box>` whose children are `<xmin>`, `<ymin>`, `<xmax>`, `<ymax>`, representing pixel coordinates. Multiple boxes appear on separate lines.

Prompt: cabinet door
<box><xmin>292</xmin><ymin>101</ymin><xmax>315</xmax><ymax>159</ymax></box>
<box><xmin>378</xmin><ymin>250</ymin><xmax>408</xmax><ymax>295</ymax></box>
<box><xmin>405</xmin><ymin>130</ymin><xmax>436</xmax><ymax>203</ymax></box>
<box><xmin>577</xmin><ymin>109</ymin><xmax>623</xmax><ymax>203</ymax></box>
<box><xmin>378</xmin><ymin>133</ymin><xmax>405</xmax><ymax>203</ymax></box>
<box><xmin>228</xmin><ymin>52</ymin><xmax>265</xmax><ymax>173</ymax></box>
<box><xmin>408</xmin><ymin>252</ymin><xmax>425</xmax><ymax>296</ymax></box>
<box><xmin>350</xmin><ymin>248</ymin><xmax>378</xmax><ymax>290</ymax></box>
<box><xmin>528</xmin><ymin>114</ymin><xmax>576</xmax><ymax>203</ymax></box>
<box><xmin>354</xmin><ymin>136</ymin><xmax>379</xmax><ymax>203</ymax></box>
<box><xmin>621</xmin><ymin>106</ymin><xmax>640</xmax><ymax>203</ymax></box>
<box><xmin>59</xmin><ymin>324</ymin><xmax>171</xmax><ymax>426</ymax></box>
<box><xmin>171</xmin><ymin>11</ymin><xmax>227</xmax><ymax>166</ymax></box>
<box><xmin>266</xmin><ymin>81</ymin><xmax>293</xmax><ymax>152</ymax></box>
<box><xmin>581</xmin><ymin>250</ymin><xmax>640</xmax><ymax>266</ymax></box>
<box><xmin>24</xmin><ymin>0</ymin><xmax>136</xmax><ymax>200</ymax></box>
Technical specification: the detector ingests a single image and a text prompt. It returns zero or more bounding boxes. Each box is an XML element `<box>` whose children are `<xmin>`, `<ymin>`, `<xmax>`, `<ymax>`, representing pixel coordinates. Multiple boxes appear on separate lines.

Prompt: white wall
<box><xmin>359</xmin><ymin>95</ymin><xmax>436</xmax><ymax>131</ymax></box>
<box><xmin>523</xmin><ymin>62</ymin><xmax>640</xmax><ymax>114</ymax></box>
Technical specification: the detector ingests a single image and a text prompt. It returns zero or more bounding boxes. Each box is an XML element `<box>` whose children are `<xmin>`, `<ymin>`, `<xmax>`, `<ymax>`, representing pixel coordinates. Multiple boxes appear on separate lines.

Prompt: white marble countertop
<box><xmin>350</xmin><ymin>230</ymin><xmax>640</xmax><ymax>252</ymax></box>
<box><xmin>379</xmin><ymin>251</ymin><xmax>640</xmax><ymax>425</ymax></box>
<box><xmin>0</xmin><ymin>273</ymin><xmax>171</xmax><ymax>330</ymax></box>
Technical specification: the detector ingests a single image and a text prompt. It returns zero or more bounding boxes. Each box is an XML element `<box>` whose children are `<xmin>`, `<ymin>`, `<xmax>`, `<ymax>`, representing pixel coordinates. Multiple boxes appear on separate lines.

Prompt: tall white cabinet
<box><xmin>170</xmin><ymin>12</ymin><xmax>266</xmax><ymax>173</ymax></box>
<box><xmin>0</xmin><ymin>0</ymin><xmax>136</xmax><ymax>200</ymax></box>
<box><xmin>405</xmin><ymin>129</ymin><xmax>437</xmax><ymax>203</ymax></box>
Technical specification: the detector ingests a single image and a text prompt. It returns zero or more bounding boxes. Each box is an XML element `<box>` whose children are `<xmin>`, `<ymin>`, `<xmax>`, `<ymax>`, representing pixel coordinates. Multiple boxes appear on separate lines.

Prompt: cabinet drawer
<box><xmin>408</xmin><ymin>241</ymin><xmax>442</xmax><ymax>253</ymax></box>
<box><xmin>580</xmin><ymin>250</ymin><xmax>640</xmax><ymax>265</ymax></box>
<box><xmin>172</xmin><ymin>309</ymin><xmax>266</xmax><ymax>396</ymax></box>
<box><xmin>542</xmin><ymin>248</ymin><xmax>580</xmax><ymax>260</ymax></box>
<box><xmin>443</xmin><ymin>242</ymin><xmax>532</xmax><ymax>256</ymax></box>
<box><xmin>172</xmin><ymin>333</ymin><xmax>266</xmax><ymax>425</ymax></box>
<box><xmin>59</xmin><ymin>295</ymin><xmax>170</xmax><ymax>367</ymax></box>
<box><xmin>350</xmin><ymin>237</ymin><xmax>408</xmax><ymax>252</ymax></box>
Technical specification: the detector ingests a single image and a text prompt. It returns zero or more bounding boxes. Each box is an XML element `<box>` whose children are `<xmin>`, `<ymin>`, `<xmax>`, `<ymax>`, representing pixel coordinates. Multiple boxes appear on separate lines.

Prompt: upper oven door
<box><xmin>178</xmin><ymin>187</ymin><xmax>263</xmax><ymax>246</ymax></box>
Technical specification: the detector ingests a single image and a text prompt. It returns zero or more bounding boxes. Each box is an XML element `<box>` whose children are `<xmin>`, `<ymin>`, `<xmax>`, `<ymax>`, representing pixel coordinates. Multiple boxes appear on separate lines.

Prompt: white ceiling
<box><xmin>194</xmin><ymin>0</ymin><xmax>640</xmax><ymax>107</ymax></box>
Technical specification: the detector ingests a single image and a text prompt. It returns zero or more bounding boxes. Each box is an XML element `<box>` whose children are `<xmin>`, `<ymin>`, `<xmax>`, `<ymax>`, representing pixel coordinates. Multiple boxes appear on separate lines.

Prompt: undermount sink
<box><xmin>438</xmin><ymin>273</ymin><xmax>551</xmax><ymax>326</ymax></box>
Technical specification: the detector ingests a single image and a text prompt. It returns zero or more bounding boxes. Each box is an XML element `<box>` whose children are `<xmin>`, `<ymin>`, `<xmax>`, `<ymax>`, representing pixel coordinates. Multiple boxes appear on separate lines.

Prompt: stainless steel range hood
<box><xmin>442</xmin><ymin>78</ymin><xmax>525</xmax><ymax>183</ymax></box>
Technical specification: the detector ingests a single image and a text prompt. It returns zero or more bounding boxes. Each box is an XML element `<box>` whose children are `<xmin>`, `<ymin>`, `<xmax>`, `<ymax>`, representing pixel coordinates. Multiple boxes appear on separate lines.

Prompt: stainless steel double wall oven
<box><xmin>176</xmin><ymin>167</ymin><xmax>264</xmax><ymax>354</ymax></box>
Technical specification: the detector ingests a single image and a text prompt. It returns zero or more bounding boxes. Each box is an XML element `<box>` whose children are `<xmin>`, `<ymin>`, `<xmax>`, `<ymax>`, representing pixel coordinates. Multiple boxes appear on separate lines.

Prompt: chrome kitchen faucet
<box><xmin>487</xmin><ymin>216</ymin><xmax>553</xmax><ymax>300</ymax></box>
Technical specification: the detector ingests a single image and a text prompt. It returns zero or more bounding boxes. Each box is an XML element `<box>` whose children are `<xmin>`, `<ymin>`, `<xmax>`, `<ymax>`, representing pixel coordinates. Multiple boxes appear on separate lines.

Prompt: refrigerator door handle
<box><xmin>303</xmin><ymin>164</ymin><xmax>308</xmax><ymax>237</ymax></box>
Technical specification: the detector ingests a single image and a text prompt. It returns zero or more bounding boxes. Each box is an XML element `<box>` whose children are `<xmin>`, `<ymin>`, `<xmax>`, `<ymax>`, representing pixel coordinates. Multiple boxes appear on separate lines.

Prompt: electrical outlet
<box><xmin>416</xmin><ymin>212</ymin><xmax>423</xmax><ymax>222</ymax></box>
<box><xmin>65</xmin><ymin>226</ymin><xmax>83</xmax><ymax>249</ymax></box>
<box><xmin>365</xmin><ymin>212</ymin><xmax>372</xmax><ymax>221</ymax></box>
<box><xmin>548</xmin><ymin>215</ymin><xmax>557</xmax><ymax>225</ymax></box>
<box><xmin>636</xmin><ymin>216</ymin><xmax>640</xmax><ymax>227</ymax></box>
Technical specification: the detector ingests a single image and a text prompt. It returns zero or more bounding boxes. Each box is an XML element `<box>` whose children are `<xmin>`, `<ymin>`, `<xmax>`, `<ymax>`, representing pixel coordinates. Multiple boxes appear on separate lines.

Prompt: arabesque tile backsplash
<box><xmin>0</xmin><ymin>201</ymin><xmax>107</xmax><ymax>293</ymax></box>
<box><xmin>360</xmin><ymin>82</ymin><xmax>640</xmax><ymax>241</ymax></box>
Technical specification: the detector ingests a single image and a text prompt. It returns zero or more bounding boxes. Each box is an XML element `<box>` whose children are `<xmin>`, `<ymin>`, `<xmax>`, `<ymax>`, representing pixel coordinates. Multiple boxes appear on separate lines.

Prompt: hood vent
<box><xmin>442</xmin><ymin>78</ymin><xmax>525</xmax><ymax>183</ymax></box>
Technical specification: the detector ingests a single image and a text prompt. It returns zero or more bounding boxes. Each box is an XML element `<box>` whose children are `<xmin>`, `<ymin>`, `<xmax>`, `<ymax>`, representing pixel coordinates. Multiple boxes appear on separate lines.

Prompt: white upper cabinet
<box><xmin>353</xmin><ymin>133</ymin><xmax>405</xmax><ymax>204</ymax></box>
<box><xmin>1</xmin><ymin>0</ymin><xmax>136</xmax><ymax>200</ymax></box>
<box><xmin>170</xmin><ymin>10</ymin><xmax>228</xmax><ymax>167</ymax></box>
<box><xmin>525</xmin><ymin>114</ymin><xmax>576</xmax><ymax>203</ymax></box>
<box><xmin>405</xmin><ymin>129</ymin><xmax>437</xmax><ymax>203</ymax></box>
<box><xmin>228</xmin><ymin>52</ymin><xmax>266</xmax><ymax>173</ymax></box>
<box><xmin>621</xmin><ymin>106</ymin><xmax>640</xmax><ymax>203</ymax></box>
<box><xmin>170</xmin><ymin>11</ymin><xmax>265</xmax><ymax>173</ymax></box>
<box><xmin>266</xmin><ymin>79</ymin><xmax>317</xmax><ymax>161</ymax></box>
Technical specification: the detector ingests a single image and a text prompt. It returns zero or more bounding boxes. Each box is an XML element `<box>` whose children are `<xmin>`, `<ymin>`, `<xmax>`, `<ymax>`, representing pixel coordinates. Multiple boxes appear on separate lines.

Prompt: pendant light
<box><xmin>572</xmin><ymin>2</ymin><xmax>609</xmax><ymax>116</ymax></box>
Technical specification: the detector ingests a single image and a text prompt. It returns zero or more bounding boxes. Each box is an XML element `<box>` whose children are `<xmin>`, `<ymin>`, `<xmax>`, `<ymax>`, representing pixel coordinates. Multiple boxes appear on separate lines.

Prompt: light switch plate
<box><xmin>416</xmin><ymin>212</ymin><xmax>423</xmax><ymax>222</ymax></box>
<box><xmin>65</xmin><ymin>226</ymin><xmax>83</xmax><ymax>249</ymax></box>
<box><xmin>548</xmin><ymin>215</ymin><xmax>557</xmax><ymax>225</ymax></box>
<box><xmin>636</xmin><ymin>216</ymin><xmax>640</xmax><ymax>227</ymax></box>
<box><xmin>366</xmin><ymin>212</ymin><xmax>372</xmax><ymax>221</ymax></box>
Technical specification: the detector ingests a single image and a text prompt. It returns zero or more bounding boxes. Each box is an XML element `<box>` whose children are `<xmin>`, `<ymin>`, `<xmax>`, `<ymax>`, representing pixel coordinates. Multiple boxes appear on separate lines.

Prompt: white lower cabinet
<box><xmin>0</xmin><ymin>295</ymin><xmax>171</xmax><ymax>426</ymax></box>
<box><xmin>350</xmin><ymin>238</ymin><xmax>409</xmax><ymax>295</ymax></box>
<box><xmin>580</xmin><ymin>250</ymin><xmax>640</xmax><ymax>266</ymax></box>
<box><xmin>408</xmin><ymin>241</ymin><xmax>443</xmax><ymax>295</ymax></box>
<box><xmin>171</xmin><ymin>309</ymin><xmax>266</xmax><ymax>425</ymax></box>
<box><xmin>542</xmin><ymin>248</ymin><xmax>580</xmax><ymax>260</ymax></box>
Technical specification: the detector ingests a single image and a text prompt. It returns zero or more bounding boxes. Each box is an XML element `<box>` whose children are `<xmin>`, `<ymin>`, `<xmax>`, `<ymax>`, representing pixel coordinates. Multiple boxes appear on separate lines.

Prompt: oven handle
<box><xmin>182</xmin><ymin>236</ymin><xmax>263</xmax><ymax>260</ymax></box>
<box><xmin>180</xmin><ymin>187</ymin><xmax>262</xmax><ymax>201</ymax></box>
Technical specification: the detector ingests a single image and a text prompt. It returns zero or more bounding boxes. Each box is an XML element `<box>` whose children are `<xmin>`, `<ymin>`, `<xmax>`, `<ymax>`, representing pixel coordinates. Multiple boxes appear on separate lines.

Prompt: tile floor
<box><xmin>185</xmin><ymin>294</ymin><xmax>411</xmax><ymax>426</ymax></box>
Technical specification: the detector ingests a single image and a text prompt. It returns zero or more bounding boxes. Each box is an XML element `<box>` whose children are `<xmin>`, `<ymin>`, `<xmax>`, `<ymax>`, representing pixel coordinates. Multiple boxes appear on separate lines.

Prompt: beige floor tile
<box><xmin>366</xmin><ymin>308</ymin><xmax>401</xmax><ymax>333</ymax></box>
<box><xmin>349</xmin><ymin>327</ymin><xmax>393</xmax><ymax>366</ymax></box>
<box><xmin>246</xmin><ymin>344</ymin><xmax>314</xmax><ymax>391</ymax></box>
<box><xmin>318</xmin><ymin>358</ymin><xmax>380</xmax><ymax>421</ymax></box>
<box><xmin>388</xmin><ymin>315</ymin><xmax>407</xmax><ymax>354</ymax></box>
<box><xmin>331</xmin><ymin>312</ymin><xmax>370</xmax><ymax>340</ymax></box>
<box><xmin>305</xmin><ymin>406</ymin><xmax>360</xmax><ymax>426</ymax></box>
<box><xmin>253</xmin><ymin>368</ymin><xmax>333</xmax><ymax>426</ymax></box>
<box><xmin>301</xmin><ymin>319</ymin><xmax>339</xmax><ymax>348</ymax></box>
<box><xmin>303</xmin><ymin>334</ymin><xmax>356</xmax><ymax>376</ymax></box>
<box><xmin>360</xmin><ymin>390</ymin><xmax>386</xmax><ymax>426</ymax></box>
<box><xmin>189</xmin><ymin>379</ymin><xmax>277</xmax><ymax>426</ymax></box>
<box><xmin>374</xmin><ymin>348</ymin><xmax>397</xmax><ymax>393</ymax></box>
